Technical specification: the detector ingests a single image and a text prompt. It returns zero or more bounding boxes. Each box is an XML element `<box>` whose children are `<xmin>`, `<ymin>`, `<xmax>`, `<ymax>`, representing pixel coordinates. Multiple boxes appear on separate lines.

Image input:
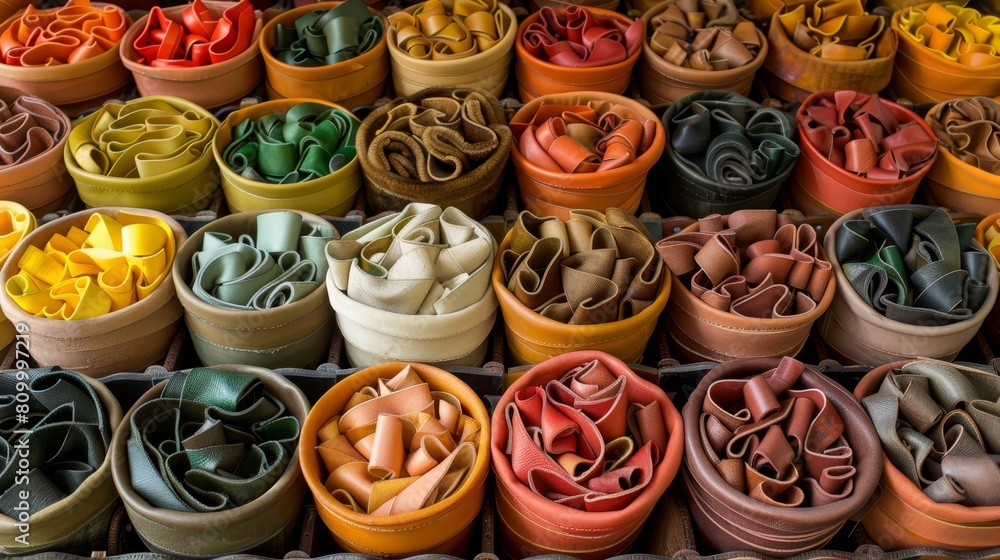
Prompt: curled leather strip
<box><xmin>521</xmin><ymin>5</ymin><xmax>642</xmax><ymax>67</ymax></box>
<box><xmin>272</xmin><ymin>0</ymin><xmax>383</xmax><ymax>66</ymax></box>
<box><xmin>388</xmin><ymin>0</ymin><xmax>508</xmax><ymax>61</ymax></box>
<box><xmin>698</xmin><ymin>356</ymin><xmax>856</xmax><ymax>507</ymax></box>
<box><xmin>0</xmin><ymin>0</ymin><xmax>127</xmax><ymax>66</ymax></box>
<box><xmin>835</xmin><ymin>205</ymin><xmax>991</xmax><ymax>326</ymax></box>
<box><xmin>4</xmin><ymin>211</ymin><xmax>175</xmax><ymax>320</ymax></box>
<box><xmin>316</xmin><ymin>364</ymin><xmax>480</xmax><ymax>516</ymax></box>
<box><xmin>190</xmin><ymin>211</ymin><xmax>337</xmax><ymax>311</ymax></box>
<box><xmin>862</xmin><ymin>361</ymin><xmax>1000</xmax><ymax>506</ymax></box>
<box><xmin>0</xmin><ymin>201</ymin><xmax>33</xmax><ymax>348</ymax></box>
<box><xmin>132</xmin><ymin>0</ymin><xmax>255</xmax><ymax>67</ymax></box>
<box><xmin>776</xmin><ymin>0</ymin><xmax>886</xmax><ymax>60</ymax></box>
<box><xmin>502</xmin><ymin>208</ymin><xmax>663</xmax><ymax>325</ymax></box>
<box><xmin>648</xmin><ymin>0</ymin><xmax>760</xmax><ymax>71</ymax></box>
<box><xmin>0</xmin><ymin>91</ymin><xmax>66</xmax><ymax>168</ymax></box>
<box><xmin>927</xmin><ymin>97</ymin><xmax>1000</xmax><ymax>174</ymax></box>
<box><xmin>126</xmin><ymin>367</ymin><xmax>300</xmax><ymax>512</ymax></box>
<box><xmin>898</xmin><ymin>4</ymin><xmax>1000</xmax><ymax>68</ymax></box>
<box><xmin>983</xmin><ymin>216</ymin><xmax>1000</xmax><ymax>268</ymax></box>
<box><xmin>656</xmin><ymin>209</ymin><xmax>832</xmax><ymax>320</ymax></box>
<box><xmin>223</xmin><ymin>101</ymin><xmax>358</xmax><ymax>184</ymax></box>
<box><xmin>797</xmin><ymin>91</ymin><xmax>936</xmax><ymax>180</ymax></box>
<box><xmin>510</xmin><ymin>101</ymin><xmax>657</xmax><ymax>175</ymax></box>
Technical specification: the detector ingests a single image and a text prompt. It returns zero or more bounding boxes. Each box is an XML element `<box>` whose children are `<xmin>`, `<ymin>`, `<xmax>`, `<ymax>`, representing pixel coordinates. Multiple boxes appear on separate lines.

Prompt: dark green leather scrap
<box><xmin>272</xmin><ymin>0</ymin><xmax>383</xmax><ymax>66</ymax></box>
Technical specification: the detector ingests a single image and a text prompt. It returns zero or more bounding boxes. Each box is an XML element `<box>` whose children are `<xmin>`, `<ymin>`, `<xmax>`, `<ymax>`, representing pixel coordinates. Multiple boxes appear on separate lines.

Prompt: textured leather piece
<box><xmin>855</xmin><ymin>360</ymin><xmax>1000</xmax><ymax>551</ymax></box>
<box><xmin>514</xmin><ymin>6</ymin><xmax>641</xmax><ymax>99</ymax></box>
<box><xmin>0</xmin><ymin>200</ymin><xmax>31</xmax><ymax>349</ymax></box>
<box><xmin>0</xmin><ymin>0</ymin><xmax>126</xmax><ymax>66</ymax></box>
<box><xmin>172</xmin><ymin>210</ymin><xmax>336</xmax><ymax>369</ymax></box>
<box><xmin>65</xmin><ymin>96</ymin><xmax>221</xmax><ymax>215</ymax></box>
<box><xmin>111</xmin><ymin>364</ymin><xmax>309</xmax><ymax>557</ymax></box>
<box><xmin>493</xmin><ymin>209</ymin><xmax>669</xmax><ymax>365</ymax></box>
<box><xmin>658</xmin><ymin>91</ymin><xmax>798</xmax><ymax>218</ymax></box>
<box><xmin>891</xmin><ymin>6</ymin><xmax>1000</xmax><ymax>103</ymax></box>
<box><xmin>325</xmin><ymin>202</ymin><xmax>498</xmax><ymax>368</ymax></box>
<box><xmin>223</xmin><ymin>101</ymin><xmax>357</xmax><ymax>184</ymax></box>
<box><xmin>132</xmin><ymin>0</ymin><xmax>255</xmax><ymax>67</ymax></box>
<box><xmin>790</xmin><ymin>91</ymin><xmax>936</xmax><ymax>216</ymax></box>
<box><xmin>4</xmin><ymin>210</ymin><xmax>175</xmax><ymax>320</ymax></box>
<box><xmin>0</xmin><ymin>367</ymin><xmax>122</xmax><ymax>554</ymax></box>
<box><xmin>260</xmin><ymin>1</ymin><xmax>389</xmax><ymax>110</ymax></box>
<box><xmin>272</xmin><ymin>0</ymin><xmax>383</xmax><ymax>66</ymax></box>
<box><xmin>924</xmin><ymin>97</ymin><xmax>1000</xmax><ymax>215</ymax></box>
<box><xmin>491</xmin><ymin>350</ymin><xmax>682</xmax><ymax>559</ymax></box>
<box><xmin>762</xmin><ymin>5</ymin><xmax>896</xmax><ymax>102</ymax></box>
<box><xmin>683</xmin><ymin>358</ymin><xmax>882</xmax><ymax>556</ymax></box>
<box><xmin>300</xmin><ymin>362</ymin><xmax>490</xmax><ymax>557</ymax></box>
<box><xmin>356</xmin><ymin>87</ymin><xmax>511</xmax><ymax>219</ymax></box>
<box><xmin>819</xmin><ymin>207</ymin><xmax>999</xmax><ymax>366</ymax></box>
<box><xmin>655</xmin><ymin>210</ymin><xmax>834</xmax><ymax>362</ymax></box>
<box><xmin>509</xmin><ymin>92</ymin><xmax>665</xmax><ymax>219</ymax></box>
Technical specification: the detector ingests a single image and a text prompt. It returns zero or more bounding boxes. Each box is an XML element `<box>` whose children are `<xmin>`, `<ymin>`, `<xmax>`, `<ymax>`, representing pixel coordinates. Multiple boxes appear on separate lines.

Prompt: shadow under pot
<box><xmin>854</xmin><ymin>360</ymin><xmax>1000</xmax><ymax>551</ymax></box>
<box><xmin>355</xmin><ymin>86</ymin><xmax>511</xmax><ymax>219</ymax></box>
<box><xmin>0</xmin><ymin>207</ymin><xmax>186</xmax><ymax>378</ymax></box>
<box><xmin>509</xmin><ymin>91</ymin><xmax>665</xmax><ymax>219</ymax></box>
<box><xmin>172</xmin><ymin>210</ymin><xmax>338</xmax><ymax>368</ymax></box>
<box><xmin>818</xmin><ymin>205</ymin><xmax>999</xmax><ymax>366</ymax></box>
<box><xmin>299</xmin><ymin>361</ymin><xmax>491</xmax><ymax>557</ymax></box>
<box><xmin>212</xmin><ymin>98</ymin><xmax>362</xmax><ymax>216</ymax></box>
<box><xmin>789</xmin><ymin>91</ymin><xmax>937</xmax><ymax>217</ymax></box>
<box><xmin>110</xmin><ymin>365</ymin><xmax>309</xmax><ymax>558</ymax></box>
<box><xmin>656</xmin><ymin>90</ymin><xmax>799</xmax><ymax>218</ymax></box>
<box><xmin>0</xmin><ymin>367</ymin><xmax>123</xmax><ymax>555</ymax></box>
<box><xmin>0</xmin><ymin>0</ymin><xmax>132</xmax><ymax>117</ymax></box>
<box><xmin>119</xmin><ymin>0</ymin><xmax>265</xmax><ymax>111</ymax></box>
<box><xmin>974</xmin><ymin>212</ymin><xmax>1000</xmax><ymax>351</ymax></box>
<box><xmin>682</xmin><ymin>357</ymin><xmax>883</xmax><ymax>556</ymax></box>
<box><xmin>923</xmin><ymin>97</ymin><xmax>1000</xmax><ymax>216</ymax></box>
<box><xmin>259</xmin><ymin>0</ymin><xmax>390</xmax><ymax>109</ymax></box>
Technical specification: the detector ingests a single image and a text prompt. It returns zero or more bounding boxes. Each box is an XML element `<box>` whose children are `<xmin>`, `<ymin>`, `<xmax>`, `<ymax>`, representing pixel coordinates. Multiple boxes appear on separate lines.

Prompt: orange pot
<box><xmin>975</xmin><ymin>212</ymin><xmax>1000</xmax><ymax>348</ymax></box>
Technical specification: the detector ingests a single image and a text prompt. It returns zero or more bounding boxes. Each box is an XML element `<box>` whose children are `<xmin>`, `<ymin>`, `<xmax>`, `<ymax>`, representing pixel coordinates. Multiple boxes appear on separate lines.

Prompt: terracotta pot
<box><xmin>789</xmin><ymin>92</ymin><xmax>936</xmax><ymax>217</ymax></box>
<box><xmin>299</xmin><ymin>361</ymin><xmax>491</xmax><ymax>557</ymax></box>
<box><xmin>0</xmin><ymin>4</ymin><xmax>132</xmax><ymax>117</ymax></box>
<box><xmin>638</xmin><ymin>0</ymin><xmax>768</xmax><ymax>105</ymax></box>
<box><xmin>387</xmin><ymin>2</ymin><xmax>517</xmax><ymax>98</ymax></box>
<box><xmin>172</xmin><ymin>210</ymin><xmax>335</xmax><ymax>369</ymax></box>
<box><xmin>213</xmin><ymin>98</ymin><xmax>361</xmax><ymax>216</ymax></box>
<box><xmin>514</xmin><ymin>6</ymin><xmax>642</xmax><ymax>100</ymax></box>
<box><xmin>65</xmin><ymin>95</ymin><xmax>220</xmax><ymax>216</ymax></box>
<box><xmin>119</xmin><ymin>1</ymin><xmax>264</xmax><ymax>110</ymax></box>
<box><xmin>0</xmin><ymin>207</ymin><xmax>186</xmax><ymax>378</ymax></box>
<box><xmin>259</xmin><ymin>1</ymin><xmax>390</xmax><ymax>110</ymax></box>
<box><xmin>509</xmin><ymin>92</ymin><xmax>665</xmax><ymax>219</ymax></box>
<box><xmin>854</xmin><ymin>360</ymin><xmax>1000</xmax><ymax>551</ymax></box>
<box><xmin>974</xmin><ymin>212</ymin><xmax>1000</xmax><ymax>348</ymax></box>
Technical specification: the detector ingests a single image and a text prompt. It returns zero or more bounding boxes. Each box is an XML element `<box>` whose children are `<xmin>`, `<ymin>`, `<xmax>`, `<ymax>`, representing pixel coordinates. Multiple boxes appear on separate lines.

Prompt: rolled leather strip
<box><xmin>514</xmin><ymin>6</ymin><xmax>643</xmax><ymax>100</ymax></box>
<box><xmin>173</xmin><ymin>210</ymin><xmax>337</xmax><ymax>368</ymax></box>
<box><xmin>110</xmin><ymin>364</ymin><xmax>309</xmax><ymax>557</ymax></box>
<box><xmin>657</xmin><ymin>91</ymin><xmax>798</xmax><ymax>218</ymax></box>
<box><xmin>213</xmin><ymin>98</ymin><xmax>361</xmax><ymax>216</ymax></box>
<box><xmin>491</xmin><ymin>350</ymin><xmax>682</xmax><ymax>559</ymax></box>
<box><xmin>492</xmin><ymin>208</ymin><xmax>669</xmax><ymax>365</ymax></box>
<box><xmin>386</xmin><ymin>0</ymin><xmax>517</xmax><ymax>97</ymax></box>
<box><xmin>684</xmin><ymin>357</ymin><xmax>882</xmax><ymax>556</ymax></box>
<box><xmin>509</xmin><ymin>92</ymin><xmax>665</xmax><ymax>219</ymax></box>
<box><xmin>0</xmin><ymin>201</ymin><xmax>32</xmax><ymax>350</ymax></box>
<box><xmin>325</xmin><ymin>202</ymin><xmax>498</xmax><ymax>368</ymax></box>
<box><xmin>355</xmin><ymin>86</ymin><xmax>511</xmax><ymax>219</ymax></box>
<box><xmin>0</xmin><ymin>0</ymin><xmax>131</xmax><ymax>116</ymax></box>
<box><xmin>300</xmin><ymin>361</ymin><xmax>490</xmax><ymax>557</ymax></box>
<box><xmin>855</xmin><ymin>360</ymin><xmax>1000</xmax><ymax>550</ymax></box>
<box><xmin>655</xmin><ymin>210</ymin><xmax>835</xmax><ymax>362</ymax></box>
<box><xmin>762</xmin><ymin>0</ymin><xmax>896</xmax><ymax>103</ymax></box>
<box><xmin>0</xmin><ymin>367</ymin><xmax>123</xmax><ymax>555</ymax></box>
<box><xmin>638</xmin><ymin>0</ymin><xmax>768</xmax><ymax>105</ymax></box>
<box><xmin>260</xmin><ymin>0</ymin><xmax>389</xmax><ymax>109</ymax></box>
<box><xmin>819</xmin><ymin>205</ymin><xmax>999</xmax><ymax>366</ymax></box>
<box><xmin>790</xmin><ymin>91</ymin><xmax>937</xmax><ymax>216</ymax></box>
<box><xmin>65</xmin><ymin>96</ymin><xmax>221</xmax><ymax>216</ymax></box>
<box><xmin>0</xmin><ymin>207</ymin><xmax>186</xmax><ymax>378</ymax></box>
<box><xmin>975</xmin><ymin>212</ymin><xmax>1000</xmax><ymax>347</ymax></box>
<box><xmin>924</xmin><ymin>97</ymin><xmax>1000</xmax><ymax>215</ymax></box>
<box><xmin>131</xmin><ymin>0</ymin><xmax>255</xmax><ymax>67</ymax></box>
<box><xmin>120</xmin><ymin>0</ymin><xmax>265</xmax><ymax>110</ymax></box>
<box><xmin>891</xmin><ymin>4</ymin><xmax>1000</xmax><ymax>103</ymax></box>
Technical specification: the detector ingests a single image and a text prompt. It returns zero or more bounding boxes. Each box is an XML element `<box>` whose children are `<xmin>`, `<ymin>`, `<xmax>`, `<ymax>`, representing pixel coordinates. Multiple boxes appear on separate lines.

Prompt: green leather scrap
<box><xmin>272</xmin><ymin>0</ymin><xmax>383</xmax><ymax>66</ymax></box>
